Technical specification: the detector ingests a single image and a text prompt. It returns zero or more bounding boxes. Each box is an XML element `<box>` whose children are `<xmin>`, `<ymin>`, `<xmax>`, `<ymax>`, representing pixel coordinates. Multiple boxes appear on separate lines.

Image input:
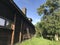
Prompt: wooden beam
<box><xmin>19</xmin><ymin>20</ymin><xmax>23</xmax><ymax>43</ymax></box>
<box><xmin>10</xmin><ymin>14</ymin><xmax>16</xmax><ymax>45</ymax></box>
<box><xmin>19</xmin><ymin>32</ymin><xmax>22</xmax><ymax>43</ymax></box>
<box><xmin>11</xmin><ymin>30</ymin><xmax>14</xmax><ymax>45</ymax></box>
<box><xmin>26</xmin><ymin>27</ymin><xmax>30</xmax><ymax>39</ymax></box>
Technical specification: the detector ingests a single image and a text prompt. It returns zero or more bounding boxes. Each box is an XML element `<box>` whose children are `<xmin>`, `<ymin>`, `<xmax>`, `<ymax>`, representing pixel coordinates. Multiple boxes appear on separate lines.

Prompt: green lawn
<box><xmin>15</xmin><ymin>37</ymin><xmax>60</xmax><ymax>45</ymax></box>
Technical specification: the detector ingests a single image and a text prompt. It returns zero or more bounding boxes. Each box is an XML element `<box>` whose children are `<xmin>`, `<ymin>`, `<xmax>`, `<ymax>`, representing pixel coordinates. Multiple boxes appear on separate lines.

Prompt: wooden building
<box><xmin>0</xmin><ymin>0</ymin><xmax>35</xmax><ymax>45</ymax></box>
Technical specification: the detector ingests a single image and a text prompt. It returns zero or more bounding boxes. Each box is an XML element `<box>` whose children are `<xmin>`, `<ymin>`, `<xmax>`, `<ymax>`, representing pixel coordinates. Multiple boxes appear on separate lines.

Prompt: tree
<box><xmin>35</xmin><ymin>22</ymin><xmax>43</xmax><ymax>37</ymax></box>
<box><xmin>37</xmin><ymin>0</ymin><xmax>60</xmax><ymax>15</ymax></box>
<box><xmin>37</xmin><ymin>0</ymin><xmax>60</xmax><ymax>41</ymax></box>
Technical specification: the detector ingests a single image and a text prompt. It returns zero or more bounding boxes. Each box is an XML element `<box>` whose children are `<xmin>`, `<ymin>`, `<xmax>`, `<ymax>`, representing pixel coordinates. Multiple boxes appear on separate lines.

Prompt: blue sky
<box><xmin>0</xmin><ymin>0</ymin><xmax>46</xmax><ymax>25</ymax></box>
<box><xmin>14</xmin><ymin>0</ymin><xmax>46</xmax><ymax>25</ymax></box>
<box><xmin>0</xmin><ymin>18</ymin><xmax>5</xmax><ymax>26</ymax></box>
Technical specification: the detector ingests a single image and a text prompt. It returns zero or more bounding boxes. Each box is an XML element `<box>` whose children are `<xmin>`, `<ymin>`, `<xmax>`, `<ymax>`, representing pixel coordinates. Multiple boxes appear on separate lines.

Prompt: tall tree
<box><xmin>37</xmin><ymin>0</ymin><xmax>60</xmax><ymax>41</ymax></box>
<box><xmin>35</xmin><ymin>22</ymin><xmax>43</xmax><ymax>37</ymax></box>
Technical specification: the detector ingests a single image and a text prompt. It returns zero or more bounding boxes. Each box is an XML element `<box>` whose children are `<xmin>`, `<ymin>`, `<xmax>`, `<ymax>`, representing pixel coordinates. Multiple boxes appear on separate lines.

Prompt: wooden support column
<box><xmin>11</xmin><ymin>30</ymin><xmax>14</xmax><ymax>45</ymax></box>
<box><xmin>19</xmin><ymin>32</ymin><xmax>22</xmax><ymax>43</ymax></box>
<box><xmin>19</xmin><ymin>20</ymin><xmax>23</xmax><ymax>43</ymax></box>
<box><xmin>26</xmin><ymin>27</ymin><xmax>30</xmax><ymax>38</ymax></box>
<box><xmin>11</xmin><ymin>15</ymin><xmax>16</xmax><ymax>45</ymax></box>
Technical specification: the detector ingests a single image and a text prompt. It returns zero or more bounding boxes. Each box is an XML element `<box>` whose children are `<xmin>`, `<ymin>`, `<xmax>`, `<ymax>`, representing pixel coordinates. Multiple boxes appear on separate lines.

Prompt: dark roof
<box><xmin>0</xmin><ymin>0</ymin><xmax>34</xmax><ymax>27</ymax></box>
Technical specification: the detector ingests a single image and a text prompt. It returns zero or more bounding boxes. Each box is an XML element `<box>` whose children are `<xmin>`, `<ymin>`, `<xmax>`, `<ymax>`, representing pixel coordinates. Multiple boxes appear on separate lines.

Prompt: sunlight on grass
<box><xmin>15</xmin><ymin>37</ymin><xmax>60</xmax><ymax>45</ymax></box>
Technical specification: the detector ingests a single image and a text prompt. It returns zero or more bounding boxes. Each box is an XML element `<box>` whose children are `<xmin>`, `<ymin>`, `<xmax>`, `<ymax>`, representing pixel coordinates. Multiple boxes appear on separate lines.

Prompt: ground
<box><xmin>15</xmin><ymin>37</ymin><xmax>60</xmax><ymax>45</ymax></box>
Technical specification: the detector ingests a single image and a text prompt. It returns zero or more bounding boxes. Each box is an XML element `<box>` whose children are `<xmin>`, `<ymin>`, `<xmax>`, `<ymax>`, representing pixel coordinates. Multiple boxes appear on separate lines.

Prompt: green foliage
<box><xmin>37</xmin><ymin>0</ymin><xmax>60</xmax><ymax>15</ymax></box>
<box><xmin>35</xmin><ymin>22</ymin><xmax>43</xmax><ymax>37</ymax></box>
<box><xmin>41</xmin><ymin>14</ymin><xmax>60</xmax><ymax>34</ymax></box>
<box><xmin>37</xmin><ymin>0</ymin><xmax>60</xmax><ymax>36</ymax></box>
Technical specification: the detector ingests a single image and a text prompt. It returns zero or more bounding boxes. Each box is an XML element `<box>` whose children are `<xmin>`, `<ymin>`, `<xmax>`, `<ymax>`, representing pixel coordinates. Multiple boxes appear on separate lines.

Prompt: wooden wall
<box><xmin>0</xmin><ymin>28</ymin><xmax>12</xmax><ymax>45</ymax></box>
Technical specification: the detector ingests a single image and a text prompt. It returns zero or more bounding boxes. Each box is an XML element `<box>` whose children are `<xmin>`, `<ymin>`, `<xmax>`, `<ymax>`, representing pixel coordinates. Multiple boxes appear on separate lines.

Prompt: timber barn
<box><xmin>0</xmin><ymin>0</ymin><xmax>35</xmax><ymax>45</ymax></box>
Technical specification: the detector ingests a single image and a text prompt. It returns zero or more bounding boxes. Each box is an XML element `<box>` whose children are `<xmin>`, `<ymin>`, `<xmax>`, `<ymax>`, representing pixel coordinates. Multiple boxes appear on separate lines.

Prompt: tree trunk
<box><xmin>54</xmin><ymin>33</ymin><xmax>58</xmax><ymax>41</ymax></box>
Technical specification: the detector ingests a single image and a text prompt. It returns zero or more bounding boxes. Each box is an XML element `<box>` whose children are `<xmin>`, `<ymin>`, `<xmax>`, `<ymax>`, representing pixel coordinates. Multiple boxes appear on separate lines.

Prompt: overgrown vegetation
<box><xmin>36</xmin><ymin>0</ymin><xmax>60</xmax><ymax>41</ymax></box>
<box><xmin>15</xmin><ymin>37</ymin><xmax>60</xmax><ymax>45</ymax></box>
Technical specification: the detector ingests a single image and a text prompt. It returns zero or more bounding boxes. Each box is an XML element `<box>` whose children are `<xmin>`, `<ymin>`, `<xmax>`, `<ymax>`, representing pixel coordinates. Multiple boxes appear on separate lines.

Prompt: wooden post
<box><xmin>19</xmin><ymin>32</ymin><xmax>22</xmax><ymax>43</ymax></box>
<box><xmin>19</xmin><ymin>20</ymin><xmax>23</xmax><ymax>43</ymax></box>
<box><xmin>11</xmin><ymin>15</ymin><xmax>16</xmax><ymax>45</ymax></box>
<box><xmin>11</xmin><ymin>24</ymin><xmax>15</xmax><ymax>45</ymax></box>
<box><xmin>26</xmin><ymin>27</ymin><xmax>30</xmax><ymax>38</ymax></box>
<box><xmin>11</xmin><ymin>30</ymin><xmax>14</xmax><ymax>45</ymax></box>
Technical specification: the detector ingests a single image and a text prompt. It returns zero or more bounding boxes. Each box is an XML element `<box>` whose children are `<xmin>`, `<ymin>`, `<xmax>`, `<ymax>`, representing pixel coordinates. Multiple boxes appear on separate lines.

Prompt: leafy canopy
<box><xmin>37</xmin><ymin>0</ymin><xmax>60</xmax><ymax>35</ymax></box>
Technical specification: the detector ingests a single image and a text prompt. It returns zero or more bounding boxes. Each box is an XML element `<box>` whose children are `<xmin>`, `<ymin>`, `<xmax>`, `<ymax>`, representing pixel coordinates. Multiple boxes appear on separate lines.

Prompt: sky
<box><xmin>13</xmin><ymin>0</ymin><xmax>46</xmax><ymax>25</ymax></box>
<box><xmin>0</xmin><ymin>0</ymin><xmax>46</xmax><ymax>25</ymax></box>
<box><xmin>0</xmin><ymin>18</ymin><xmax>5</xmax><ymax>26</ymax></box>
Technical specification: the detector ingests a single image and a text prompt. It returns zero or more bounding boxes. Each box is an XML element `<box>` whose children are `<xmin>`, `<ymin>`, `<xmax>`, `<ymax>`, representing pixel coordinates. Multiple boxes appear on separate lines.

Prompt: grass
<box><xmin>15</xmin><ymin>37</ymin><xmax>60</xmax><ymax>45</ymax></box>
